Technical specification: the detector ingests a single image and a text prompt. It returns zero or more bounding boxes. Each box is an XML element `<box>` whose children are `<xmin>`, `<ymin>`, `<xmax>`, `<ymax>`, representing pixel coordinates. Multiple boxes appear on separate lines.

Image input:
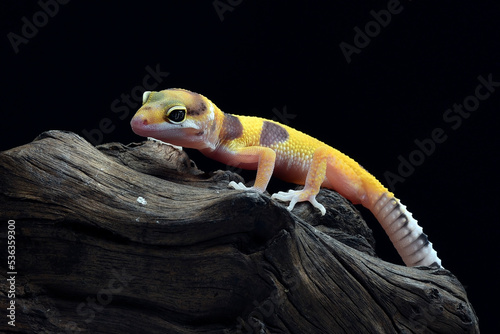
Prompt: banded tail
<box><xmin>371</xmin><ymin>193</ymin><xmax>442</xmax><ymax>267</ymax></box>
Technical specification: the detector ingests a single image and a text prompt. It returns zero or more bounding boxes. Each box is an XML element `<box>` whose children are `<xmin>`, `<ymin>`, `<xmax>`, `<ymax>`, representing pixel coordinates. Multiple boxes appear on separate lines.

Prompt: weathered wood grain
<box><xmin>0</xmin><ymin>131</ymin><xmax>478</xmax><ymax>333</ymax></box>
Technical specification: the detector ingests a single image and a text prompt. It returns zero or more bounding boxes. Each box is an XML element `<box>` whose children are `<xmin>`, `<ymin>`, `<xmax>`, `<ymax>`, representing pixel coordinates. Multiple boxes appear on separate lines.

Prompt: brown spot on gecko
<box><xmin>407</xmin><ymin>233</ymin><xmax>430</xmax><ymax>259</ymax></box>
<box><xmin>187</xmin><ymin>95</ymin><xmax>207</xmax><ymax>116</ymax></box>
<box><xmin>168</xmin><ymin>88</ymin><xmax>207</xmax><ymax>116</ymax></box>
<box><xmin>415</xmin><ymin>233</ymin><xmax>430</xmax><ymax>248</ymax></box>
<box><xmin>260</xmin><ymin>121</ymin><xmax>289</xmax><ymax>146</ymax></box>
<box><xmin>220</xmin><ymin>113</ymin><xmax>243</xmax><ymax>140</ymax></box>
<box><xmin>396</xmin><ymin>213</ymin><xmax>409</xmax><ymax>228</ymax></box>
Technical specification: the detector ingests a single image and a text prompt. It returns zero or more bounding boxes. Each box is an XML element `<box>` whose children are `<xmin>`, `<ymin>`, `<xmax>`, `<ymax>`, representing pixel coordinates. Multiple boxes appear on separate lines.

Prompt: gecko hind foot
<box><xmin>271</xmin><ymin>189</ymin><xmax>326</xmax><ymax>216</ymax></box>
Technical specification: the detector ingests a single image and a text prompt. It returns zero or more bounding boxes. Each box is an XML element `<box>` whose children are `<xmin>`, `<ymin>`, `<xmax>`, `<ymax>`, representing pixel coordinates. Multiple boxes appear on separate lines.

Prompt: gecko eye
<box><xmin>165</xmin><ymin>106</ymin><xmax>187</xmax><ymax>124</ymax></box>
<box><xmin>142</xmin><ymin>91</ymin><xmax>151</xmax><ymax>104</ymax></box>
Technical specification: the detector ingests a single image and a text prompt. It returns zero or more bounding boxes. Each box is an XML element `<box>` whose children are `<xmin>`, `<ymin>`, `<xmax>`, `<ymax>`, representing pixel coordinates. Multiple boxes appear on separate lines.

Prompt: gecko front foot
<box><xmin>271</xmin><ymin>189</ymin><xmax>326</xmax><ymax>216</ymax></box>
<box><xmin>228</xmin><ymin>181</ymin><xmax>263</xmax><ymax>192</ymax></box>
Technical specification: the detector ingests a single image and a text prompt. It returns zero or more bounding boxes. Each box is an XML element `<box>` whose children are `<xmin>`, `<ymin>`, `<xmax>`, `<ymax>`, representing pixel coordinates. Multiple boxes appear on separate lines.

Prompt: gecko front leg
<box><xmin>271</xmin><ymin>146</ymin><xmax>330</xmax><ymax>215</ymax></box>
<box><xmin>227</xmin><ymin>146</ymin><xmax>276</xmax><ymax>192</ymax></box>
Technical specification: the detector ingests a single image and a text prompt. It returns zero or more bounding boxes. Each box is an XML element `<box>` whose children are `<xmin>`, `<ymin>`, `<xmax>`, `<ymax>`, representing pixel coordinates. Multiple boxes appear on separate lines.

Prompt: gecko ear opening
<box><xmin>142</xmin><ymin>91</ymin><xmax>151</xmax><ymax>104</ymax></box>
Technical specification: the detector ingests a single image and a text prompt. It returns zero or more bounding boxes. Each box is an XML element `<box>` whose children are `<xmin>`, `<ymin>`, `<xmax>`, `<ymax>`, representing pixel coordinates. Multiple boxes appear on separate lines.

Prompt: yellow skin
<box><xmin>130</xmin><ymin>88</ymin><xmax>442</xmax><ymax>267</ymax></box>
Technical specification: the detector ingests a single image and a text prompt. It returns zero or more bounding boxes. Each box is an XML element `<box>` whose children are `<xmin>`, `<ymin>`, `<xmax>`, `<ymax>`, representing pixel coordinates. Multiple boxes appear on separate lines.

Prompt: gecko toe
<box><xmin>228</xmin><ymin>181</ymin><xmax>249</xmax><ymax>190</ymax></box>
<box><xmin>308</xmin><ymin>196</ymin><xmax>326</xmax><ymax>216</ymax></box>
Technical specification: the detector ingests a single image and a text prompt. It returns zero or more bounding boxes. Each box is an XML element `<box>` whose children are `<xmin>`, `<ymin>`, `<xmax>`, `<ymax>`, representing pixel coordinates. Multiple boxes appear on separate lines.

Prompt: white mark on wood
<box><xmin>136</xmin><ymin>196</ymin><xmax>147</xmax><ymax>205</ymax></box>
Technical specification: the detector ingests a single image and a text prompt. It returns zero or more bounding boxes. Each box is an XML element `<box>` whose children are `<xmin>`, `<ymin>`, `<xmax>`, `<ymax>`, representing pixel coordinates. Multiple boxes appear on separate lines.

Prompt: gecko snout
<box><xmin>130</xmin><ymin>114</ymin><xmax>150</xmax><ymax>135</ymax></box>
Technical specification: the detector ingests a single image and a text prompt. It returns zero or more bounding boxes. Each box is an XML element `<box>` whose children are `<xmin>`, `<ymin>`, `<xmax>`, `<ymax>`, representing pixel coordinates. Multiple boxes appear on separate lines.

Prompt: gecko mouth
<box><xmin>130</xmin><ymin>115</ymin><xmax>204</xmax><ymax>147</ymax></box>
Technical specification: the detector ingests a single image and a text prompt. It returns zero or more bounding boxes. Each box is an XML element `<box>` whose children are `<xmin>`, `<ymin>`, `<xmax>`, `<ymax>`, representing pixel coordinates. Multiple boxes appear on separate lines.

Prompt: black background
<box><xmin>1</xmin><ymin>0</ymin><xmax>499</xmax><ymax>331</ymax></box>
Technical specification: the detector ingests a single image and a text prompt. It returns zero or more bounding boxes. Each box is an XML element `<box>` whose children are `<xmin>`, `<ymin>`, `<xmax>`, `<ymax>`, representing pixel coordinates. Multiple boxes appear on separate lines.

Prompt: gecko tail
<box><xmin>371</xmin><ymin>193</ymin><xmax>442</xmax><ymax>267</ymax></box>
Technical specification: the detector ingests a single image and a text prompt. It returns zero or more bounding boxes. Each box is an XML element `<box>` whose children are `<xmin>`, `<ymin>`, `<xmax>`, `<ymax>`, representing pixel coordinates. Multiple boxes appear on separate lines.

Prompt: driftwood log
<box><xmin>0</xmin><ymin>130</ymin><xmax>478</xmax><ymax>333</ymax></box>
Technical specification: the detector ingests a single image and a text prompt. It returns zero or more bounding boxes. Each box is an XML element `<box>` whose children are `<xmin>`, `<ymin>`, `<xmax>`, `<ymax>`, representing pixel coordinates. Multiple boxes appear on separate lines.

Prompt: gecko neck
<box><xmin>198</xmin><ymin>110</ymin><xmax>243</xmax><ymax>162</ymax></box>
<box><xmin>185</xmin><ymin>98</ymin><xmax>226</xmax><ymax>151</ymax></box>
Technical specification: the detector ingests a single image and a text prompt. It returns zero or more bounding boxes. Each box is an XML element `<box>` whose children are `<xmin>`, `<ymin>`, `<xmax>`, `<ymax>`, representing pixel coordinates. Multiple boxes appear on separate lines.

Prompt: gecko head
<box><xmin>131</xmin><ymin>88</ymin><xmax>217</xmax><ymax>149</ymax></box>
